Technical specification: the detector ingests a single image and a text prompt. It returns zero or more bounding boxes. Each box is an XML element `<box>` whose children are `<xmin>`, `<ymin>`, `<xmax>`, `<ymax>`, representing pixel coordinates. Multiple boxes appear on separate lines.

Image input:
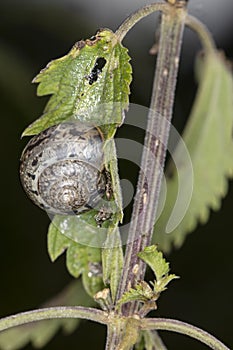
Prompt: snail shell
<box><xmin>20</xmin><ymin>121</ymin><xmax>106</xmax><ymax>215</ymax></box>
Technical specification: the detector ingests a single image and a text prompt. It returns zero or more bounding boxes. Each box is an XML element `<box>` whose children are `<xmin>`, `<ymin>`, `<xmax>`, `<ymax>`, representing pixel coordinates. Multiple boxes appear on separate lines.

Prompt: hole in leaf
<box><xmin>88</xmin><ymin>57</ymin><xmax>107</xmax><ymax>85</ymax></box>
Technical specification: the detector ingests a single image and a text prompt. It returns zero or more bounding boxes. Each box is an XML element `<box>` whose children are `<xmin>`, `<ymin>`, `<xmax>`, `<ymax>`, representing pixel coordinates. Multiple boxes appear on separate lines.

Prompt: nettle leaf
<box><xmin>104</xmin><ymin>138</ymin><xmax>124</xmax><ymax>220</ymax></box>
<box><xmin>48</xmin><ymin>218</ymin><xmax>104</xmax><ymax>297</ymax></box>
<box><xmin>48</xmin><ymin>208</ymin><xmax>120</xmax><ymax>248</ymax></box>
<box><xmin>138</xmin><ymin>245</ymin><xmax>169</xmax><ymax>281</ymax></box>
<box><xmin>82</xmin><ymin>267</ymin><xmax>104</xmax><ymax>298</ymax></box>
<box><xmin>47</xmin><ymin>220</ymin><xmax>71</xmax><ymax>262</ymax></box>
<box><xmin>22</xmin><ymin>29</ymin><xmax>132</xmax><ymax>139</ymax></box>
<box><xmin>48</xmin><ymin>190</ymin><xmax>123</xmax><ymax>296</ymax></box>
<box><xmin>135</xmin><ymin>334</ymin><xmax>145</xmax><ymax>350</ymax></box>
<box><xmin>0</xmin><ymin>281</ymin><xmax>94</xmax><ymax>350</ymax></box>
<box><xmin>154</xmin><ymin>51</ymin><xmax>233</xmax><ymax>252</ymax></box>
<box><xmin>66</xmin><ymin>241</ymin><xmax>104</xmax><ymax>297</ymax></box>
<box><xmin>102</xmin><ymin>227</ymin><xmax>124</xmax><ymax>302</ymax></box>
<box><xmin>138</xmin><ymin>246</ymin><xmax>178</xmax><ymax>294</ymax></box>
<box><xmin>100</xmin><ymin>139</ymin><xmax>124</xmax><ymax>302</ymax></box>
<box><xmin>118</xmin><ymin>246</ymin><xmax>178</xmax><ymax>307</ymax></box>
<box><xmin>66</xmin><ymin>243</ymin><xmax>101</xmax><ymax>278</ymax></box>
<box><xmin>22</xmin><ymin>29</ymin><xmax>127</xmax><ymax>292</ymax></box>
<box><xmin>48</xmin><ymin>206</ymin><xmax>123</xmax><ymax>300</ymax></box>
<box><xmin>151</xmin><ymin>274</ymin><xmax>179</xmax><ymax>294</ymax></box>
<box><xmin>118</xmin><ymin>281</ymin><xmax>155</xmax><ymax>306</ymax></box>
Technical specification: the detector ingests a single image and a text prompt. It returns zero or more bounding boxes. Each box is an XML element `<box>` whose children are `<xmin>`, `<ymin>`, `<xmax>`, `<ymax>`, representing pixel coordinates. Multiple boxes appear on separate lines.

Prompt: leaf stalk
<box><xmin>141</xmin><ymin>318</ymin><xmax>230</xmax><ymax>350</ymax></box>
<box><xmin>115</xmin><ymin>3</ymin><xmax>168</xmax><ymax>42</ymax></box>
<box><xmin>186</xmin><ymin>15</ymin><xmax>216</xmax><ymax>52</ymax></box>
<box><xmin>0</xmin><ymin>307</ymin><xmax>108</xmax><ymax>332</ymax></box>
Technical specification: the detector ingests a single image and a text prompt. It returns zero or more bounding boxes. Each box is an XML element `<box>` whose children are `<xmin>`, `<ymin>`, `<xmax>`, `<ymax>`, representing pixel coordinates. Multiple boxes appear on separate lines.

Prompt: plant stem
<box><xmin>185</xmin><ymin>15</ymin><xmax>216</xmax><ymax>52</ymax></box>
<box><xmin>115</xmin><ymin>3</ymin><xmax>167</xmax><ymax>42</ymax></box>
<box><xmin>116</xmin><ymin>4</ymin><xmax>187</xmax><ymax>312</ymax></box>
<box><xmin>106</xmin><ymin>4</ymin><xmax>187</xmax><ymax>350</ymax></box>
<box><xmin>105</xmin><ymin>322</ymin><xmax>123</xmax><ymax>350</ymax></box>
<box><xmin>0</xmin><ymin>307</ymin><xmax>108</xmax><ymax>332</ymax></box>
<box><xmin>141</xmin><ymin>318</ymin><xmax>230</xmax><ymax>350</ymax></box>
<box><xmin>107</xmin><ymin>4</ymin><xmax>187</xmax><ymax>349</ymax></box>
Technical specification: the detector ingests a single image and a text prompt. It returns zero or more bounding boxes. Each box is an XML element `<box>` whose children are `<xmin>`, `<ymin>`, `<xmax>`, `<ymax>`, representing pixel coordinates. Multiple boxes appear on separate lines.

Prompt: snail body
<box><xmin>20</xmin><ymin>121</ymin><xmax>106</xmax><ymax>215</ymax></box>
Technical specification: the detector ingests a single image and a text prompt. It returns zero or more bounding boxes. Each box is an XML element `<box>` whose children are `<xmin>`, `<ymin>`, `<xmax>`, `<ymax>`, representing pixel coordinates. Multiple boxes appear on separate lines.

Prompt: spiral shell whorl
<box><xmin>20</xmin><ymin>122</ymin><xmax>106</xmax><ymax>215</ymax></box>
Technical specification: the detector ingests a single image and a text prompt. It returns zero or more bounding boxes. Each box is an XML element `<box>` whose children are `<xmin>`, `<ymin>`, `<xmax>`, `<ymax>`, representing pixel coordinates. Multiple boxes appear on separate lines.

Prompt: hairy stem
<box><xmin>105</xmin><ymin>322</ymin><xmax>122</xmax><ymax>350</ymax></box>
<box><xmin>141</xmin><ymin>318</ymin><xmax>230</xmax><ymax>350</ymax></box>
<box><xmin>186</xmin><ymin>15</ymin><xmax>216</xmax><ymax>52</ymax></box>
<box><xmin>0</xmin><ymin>307</ymin><xmax>108</xmax><ymax>332</ymax></box>
<box><xmin>116</xmin><ymin>4</ymin><xmax>187</xmax><ymax>310</ymax></box>
<box><xmin>115</xmin><ymin>3</ymin><xmax>167</xmax><ymax>42</ymax></box>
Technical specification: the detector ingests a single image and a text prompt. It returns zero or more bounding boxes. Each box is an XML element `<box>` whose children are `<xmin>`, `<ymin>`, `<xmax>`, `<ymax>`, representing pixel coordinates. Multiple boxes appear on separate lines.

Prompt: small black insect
<box><xmin>94</xmin><ymin>206</ymin><xmax>112</xmax><ymax>227</ymax></box>
<box><xmin>88</xmin><ymin>57</ymin><xmax>106</xmax><ymax>85</ymax></box>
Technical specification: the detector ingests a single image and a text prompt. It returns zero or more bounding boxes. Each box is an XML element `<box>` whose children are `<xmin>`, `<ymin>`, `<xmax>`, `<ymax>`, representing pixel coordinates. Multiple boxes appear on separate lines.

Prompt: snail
<box><xmin>20</xmin><ymin>121</ymin><xmax>108</xmax><ymax>215</ymax></box>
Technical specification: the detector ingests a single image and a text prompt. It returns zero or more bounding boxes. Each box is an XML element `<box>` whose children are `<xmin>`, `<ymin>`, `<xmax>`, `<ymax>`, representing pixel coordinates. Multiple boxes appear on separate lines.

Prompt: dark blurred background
<box><xmin>0</xmin><ymin>0</ymin><xmax>233</xmax><ymax>349</ymax></box>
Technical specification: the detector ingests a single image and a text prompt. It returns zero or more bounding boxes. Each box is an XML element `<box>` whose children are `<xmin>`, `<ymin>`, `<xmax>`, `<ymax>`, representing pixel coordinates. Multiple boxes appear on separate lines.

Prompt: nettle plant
<box><xmin>0</xmin><ymin>1</ymin><xmax>232</xmax><ymax>349</ymax></box>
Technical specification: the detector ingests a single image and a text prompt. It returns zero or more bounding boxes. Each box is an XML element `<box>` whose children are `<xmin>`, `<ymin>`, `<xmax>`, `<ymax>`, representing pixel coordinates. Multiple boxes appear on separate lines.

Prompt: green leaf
<box><xmin>151</xmin><ymin>274</ymin><xmax>179</xmax><ymax>294</ymax></box>
<box><xmin>48</xmin><ymin>200</ymin><xmax>122</xmax><ymax>246</ymax></box>
<box><xmin>135</xmin><ymin>333</ymin><xmax>145</xmax><ymax>350</ymax></box>
<box><xmin>0</xmin><ymin>281</ymin><xmax>94</xmax><ymax>350</ymax></box>
<box><xmin>154</xmin><ymin>51</ymin><xmax>233</xmax><ymax>252</ymax></box>
<box><xmin>101</xmin><ymin>139</ymin><xmax>124</xmax><ymax>301</ymax></box>
<box><xmin>118</xmin><ymin>246</ymin><xmax>178</xmax><ymax>307</ymax></box>
<box><xmin>22</xmin><ymin>29</ymin><xmax>132</xmax><ymax>139</ymax></box>
<box><xmin>118</xmin><ymin>281</ymin><xmax>155</xmax><ymax>306</ymax></box>
<box><xmin>67</xmin><ymin>243</ymin><xmax>101</xmax><ymax>279</ymax></box>
<box><xmin>82</xmin><ymin>269</ymin><xmax>104</xmax><ymax>298</ymax></box>
<box><xmin>47</xmin><ymin>220</ymin><xmax>71</xmax><ymax>261</ymax></box>
<box><xmin>49</xmin><ymin>213</ymin><xmax>105</xmax><ymax>248</ymax></box>
<box><xmin>48</xmin><ymin>216</ymin><xmax>104</xmax><ymax>297</ymax></box>
<box><xmin>138</xmin><ymin>245</ymin><xmax>170</xmax><ymax>281</ymax></box>
<box><xmin>67</xmin><ymin>242</ymin><xmax>104</xmax><ymax>297</ymax></box>
<box><xmin>48</xmin><ymin>208</ymin><xmax>125</xmax><ymax>297</ymax></box>
<box><xmin>23</xmin><ymin>28</ymin><xmax>127</xmax><ymax>297</ymax></box>
<box><xmin>66</xmin><ymin>243</ymin><xmax>88</xmax><ymax>278</ymax></box>
<box><xmin>104</xmin><ymin>138</ymin><xmax>124</xmax><ymax>220</ymax></box>
<box><xmin>138</xmin><ymin>246</ymin><xmax>179</xmax><ymax>294</ymax></box>
<box><xmin>102</xmin><ymin>227</ymin><xmax>124</xmax><ymax>301</ymax></box>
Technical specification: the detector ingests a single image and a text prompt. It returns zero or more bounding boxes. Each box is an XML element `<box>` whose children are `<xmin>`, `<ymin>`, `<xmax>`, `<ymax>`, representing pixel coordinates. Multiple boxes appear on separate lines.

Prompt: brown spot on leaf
<box><xmin>74</xmin><ymin>40</ymin><xmax>86</xmax><ymax>50</ymax></box>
